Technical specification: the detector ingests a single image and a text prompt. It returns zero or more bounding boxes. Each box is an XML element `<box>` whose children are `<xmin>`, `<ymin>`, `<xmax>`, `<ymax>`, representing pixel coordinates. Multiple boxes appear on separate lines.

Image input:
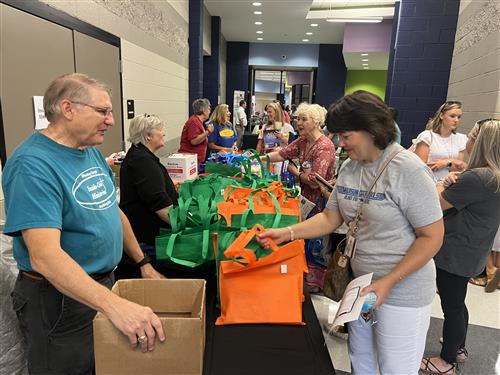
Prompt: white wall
<box><xmin>121</xmin><ymin>40</ymin><xmax>188</xmax><ymax>157</ymax></box>
<box><xmin>38</xmin><ymin>0</ymin><xmax>190</xmax><ymax>156</ymax></box>
<box><xmin>203</xmin><ymin>6</ymin><xmax>212</xmax><ymax>56</ymax></box>
<box><xmin>447</xmin><ymin>0</ymin><xmax>500</xmax><ymax>135</ymax></box>
<box><xmin>220</xmin><ymin>34</ymin><xmax>227</xmax><ymax>104</ymax></box>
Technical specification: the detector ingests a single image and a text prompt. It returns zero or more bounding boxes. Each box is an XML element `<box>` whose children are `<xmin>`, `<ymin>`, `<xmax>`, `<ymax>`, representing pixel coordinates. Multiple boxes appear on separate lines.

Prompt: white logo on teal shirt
<box><xmin>72</xmin><ymin>167</ymin><xmax>116</xmax><ymax>210</ymax></box>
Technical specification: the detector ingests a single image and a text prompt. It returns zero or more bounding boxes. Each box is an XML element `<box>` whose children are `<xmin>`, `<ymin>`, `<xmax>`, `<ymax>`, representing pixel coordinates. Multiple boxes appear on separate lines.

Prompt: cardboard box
<box><xmin>94</xmin><ymin>279</ymin><xmax>206</xmax><ymax>375</ymax></box>
<box><xmin>161</xmin><ymin>153</ymin><xmax>198</xmax><ymax>182</ymax></box>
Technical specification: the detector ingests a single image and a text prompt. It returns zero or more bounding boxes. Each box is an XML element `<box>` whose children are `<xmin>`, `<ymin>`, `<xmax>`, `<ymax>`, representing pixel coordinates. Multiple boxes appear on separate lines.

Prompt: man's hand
<box><xmin>106</xmin><ymin>296</ymin><xmax>166</xmax><ymax>353</ymax></box>
<box><xmin>140</xmin><ymin>263</ymin><xmax>166</xmax><ymax>279</ymax></box>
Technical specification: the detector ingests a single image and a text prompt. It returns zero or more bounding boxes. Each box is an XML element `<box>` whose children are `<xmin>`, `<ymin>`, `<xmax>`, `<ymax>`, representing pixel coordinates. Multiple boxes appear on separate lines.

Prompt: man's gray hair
<box><xmin>192</xmin><ymin>98</ymin><xmax>210</xmax><ymax>115</ymax></box>
<box><xmin>43</xmin><ymin>73</ymin><xmax>111</xmax><ymax>122</ymax></box>
<box><xmin>127</xmin><ymin>114</ymin><xmax>165</xmax><ymax>146</ymax></box>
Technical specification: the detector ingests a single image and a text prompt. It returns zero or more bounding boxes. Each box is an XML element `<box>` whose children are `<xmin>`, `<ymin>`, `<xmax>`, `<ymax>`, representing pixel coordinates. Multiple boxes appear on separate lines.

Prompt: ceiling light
<box><xmin>362</xmin><ymin>59</ymin><xmax>369</xmax><ymax>62</ymax></box>
<box><xmin>253</xmin><ymin>11</ymin><xmax>262</xmax><ymax>15</ymax></box>
<box><xmin>326</xmin><ymin>17</ymin><xmax>383</xmax><ymax>23</ymax></box>
<box><xmin>302</xmin><ymin>39</ymin><xmax>309</xmax><ymax>42</ymax></box>
<box><xmin>306</xmin><ymin>32</ymin><xmax>313</xmax><ymax>35</ymax></box>
<box><xmin>362</xmin><ymin>63</ymin><xmax>368</xmax><ymax>66</ymax></box>
<box><xmin>256</xmin><ymin>30</ymin><xmax>263</xmax><ymax>34</ymax></box>
<box><xmin>361</xmin><ymin>53</ymin><xmax>369</xmax><ymax>56</ymax></box>
<box><xmin>363</xmin><ymin>67</ymin><xmax>369</xmax><ymax>69</ymax></box>
<box><xmin>252</xmin><ymin>2</ymin><xmax>262</xmax><ymax>6</ymax></box>
<box><xmin>310</xmin><ymin>23</ymin><xmax>318</xmax><ymax>27</ymax></box>
<box><xmin>257</xmin><ymin>37</ymin><xmax>263</xmax><ymax>41</ymax></box>
<box><xmin>255</xmin><ymin>21</ymin><xmax>263</xmax><ymax>25</ymax></box>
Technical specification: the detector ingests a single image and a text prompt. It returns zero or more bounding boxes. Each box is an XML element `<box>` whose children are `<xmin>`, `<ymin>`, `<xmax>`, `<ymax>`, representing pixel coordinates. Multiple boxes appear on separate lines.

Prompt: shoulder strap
<box><xmin>352</xmin><ymin>149</ymin><xmax>403</xmax><ymax>228</ymax></box>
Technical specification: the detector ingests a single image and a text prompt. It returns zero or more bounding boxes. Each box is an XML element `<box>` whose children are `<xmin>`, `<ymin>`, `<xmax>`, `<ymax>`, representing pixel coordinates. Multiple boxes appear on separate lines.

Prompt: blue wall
<box><xmin>315</xmin><ymin>44</ymin><xmax>347</xmax><ymax>109</ymax></box>
<box><xmin>189</xmin><ymin>0</ymin><xmax>203</xmax><ymax>114</ymax></box>
<box><xmin>249</xmin><ymin>43</ymin><xmax>319</xmax><ymax>67</ymax></box>
<box><xmin>226</xmin><ymin>42</ymin><xmax>250</xmax><ymax>115</ymax></box>
<box><xmin>203</xmin><ymin>16</ymin><xmax>221</xmax><ymax>107</ymax></box>
<box><xmin>386</xmin><ymin>0</ymin><xmax>460</xmax><ymax>147</ymax></box>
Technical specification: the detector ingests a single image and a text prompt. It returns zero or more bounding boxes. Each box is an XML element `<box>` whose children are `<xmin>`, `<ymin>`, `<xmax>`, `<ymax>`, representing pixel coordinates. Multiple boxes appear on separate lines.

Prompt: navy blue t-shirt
<box><xmin>208</xmin><ymin>122</ymin><xmax>237</xmax><ymax>152</ymax></box>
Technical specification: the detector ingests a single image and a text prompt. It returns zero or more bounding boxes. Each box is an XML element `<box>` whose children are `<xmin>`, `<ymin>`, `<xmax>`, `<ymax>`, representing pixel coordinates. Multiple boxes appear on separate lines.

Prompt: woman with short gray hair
<box><xmin>118</xmin><ymin>114</ymin><xmax>178</xmax><ymax>278</ymax></box>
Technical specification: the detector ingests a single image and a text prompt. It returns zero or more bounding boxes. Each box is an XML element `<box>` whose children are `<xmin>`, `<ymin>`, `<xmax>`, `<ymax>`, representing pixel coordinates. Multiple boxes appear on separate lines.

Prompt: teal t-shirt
<box><xmin>2</xmin><ymin>132</ymin><xmax>122</xmax><ymax>273</ymax></box>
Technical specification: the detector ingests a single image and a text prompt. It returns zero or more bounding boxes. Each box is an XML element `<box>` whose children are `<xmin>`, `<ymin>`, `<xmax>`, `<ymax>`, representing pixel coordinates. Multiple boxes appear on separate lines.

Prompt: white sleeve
<box><xmin>281</xmin><ymin>123</ymin><xmax>295</xmax><ymax>134</ymax></box>
<box><xmin>412</xmin><ymin>130</ymin><xmax>432</xmax><ymax>147</ymax></box>
<box><xmin>456</xmin><ymin>133</ymin><xmax>468</xmax><ymax>152</ymax></box>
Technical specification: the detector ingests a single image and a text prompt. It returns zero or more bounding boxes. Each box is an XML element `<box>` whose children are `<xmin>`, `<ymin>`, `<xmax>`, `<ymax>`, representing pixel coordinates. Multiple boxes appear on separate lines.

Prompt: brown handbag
<box><xmin>323</xmin><ymin>149</ymin><xmax>402</xmax><ymax>302</ymax></box>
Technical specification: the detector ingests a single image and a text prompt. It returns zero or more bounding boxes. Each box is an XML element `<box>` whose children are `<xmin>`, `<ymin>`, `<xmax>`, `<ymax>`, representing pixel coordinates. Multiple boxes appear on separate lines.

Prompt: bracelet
<box><xmin>135</xmin><ymin>254</ymin><xmax>151</xmax><ymax>268</ymax></box>
<box><xmin>286</xmin><ymin>226</ymin><xmax>294</xmax><ymax>241</ymax></box>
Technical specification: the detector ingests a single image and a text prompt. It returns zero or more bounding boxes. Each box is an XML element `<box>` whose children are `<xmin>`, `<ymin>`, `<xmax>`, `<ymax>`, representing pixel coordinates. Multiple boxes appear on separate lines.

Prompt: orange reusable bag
<box><xmin>216</xmin><ymin>224</ymin><xmax>308</xmax><ymax>325</ymax></box>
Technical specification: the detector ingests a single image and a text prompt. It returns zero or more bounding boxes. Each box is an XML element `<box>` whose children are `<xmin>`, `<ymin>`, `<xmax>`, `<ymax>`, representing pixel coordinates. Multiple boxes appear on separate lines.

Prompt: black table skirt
<box><xmin>202</xmin><ymin>273</ymin><xmax>336</xmax><ymax>375</ymax></box>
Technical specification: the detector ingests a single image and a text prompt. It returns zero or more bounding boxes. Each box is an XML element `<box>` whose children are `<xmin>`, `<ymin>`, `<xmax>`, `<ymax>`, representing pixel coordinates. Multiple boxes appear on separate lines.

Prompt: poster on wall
<box><xmin>33</xmin><ymin>96</ymin><xmax>49</xmax><ymax>130</ymax></box>
<box><xmin>233</xmin><ymin>90</ymin><xmax>245</xmax><ymax>125</ymax></box>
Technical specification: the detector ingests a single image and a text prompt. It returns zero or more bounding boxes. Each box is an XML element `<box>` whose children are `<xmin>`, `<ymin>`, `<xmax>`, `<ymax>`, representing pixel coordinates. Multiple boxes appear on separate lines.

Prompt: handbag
<box><xmin>323</xmin><ymin>149</ymin><xmax>403</xmax><ymax>302</ymax></box>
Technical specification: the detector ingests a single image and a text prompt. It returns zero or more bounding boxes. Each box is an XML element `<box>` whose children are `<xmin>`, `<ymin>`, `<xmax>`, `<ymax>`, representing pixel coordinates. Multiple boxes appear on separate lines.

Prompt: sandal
<box><xmin>485</xmin><ymin>269</ymin><xmax>500</xmax><ymax>293</ymax></box>
<box><xmin>469</xmin><ymin>276</ymin><xmax>487</xmax><ymax>286</ymax></box>
<box><xmin>439</xmin><ymin>337</ymin><xmax>469</xmax><ymax>363</ymax></box>
<box><xmin>420</xmin><ymin>357</ymin><xmax>456</xmax><ymax>375</ymax></box>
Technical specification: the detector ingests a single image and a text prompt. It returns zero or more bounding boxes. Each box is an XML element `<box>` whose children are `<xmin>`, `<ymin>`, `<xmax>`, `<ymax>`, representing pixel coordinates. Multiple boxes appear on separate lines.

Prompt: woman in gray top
<box><xmin>421</xmin><ymin>120</ymin><xmax>500</xmax><ymax>375</ymax></box>
<box><xmin>258</xmin><ymin>91</ymin><xmax>444</xmax><ymax>374</ymax></box>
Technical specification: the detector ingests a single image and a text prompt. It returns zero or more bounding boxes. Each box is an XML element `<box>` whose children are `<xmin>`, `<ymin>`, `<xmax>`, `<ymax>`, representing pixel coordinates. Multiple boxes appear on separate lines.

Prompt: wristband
<box><xmin>136</xmin><ymin>254</ymin><xmax>151</xmax><ymax>268</ymax></box>
<box><xmin>286</xmin><ymin>226</ymin><xmax>294</xmax><ymax>241</ymax></box>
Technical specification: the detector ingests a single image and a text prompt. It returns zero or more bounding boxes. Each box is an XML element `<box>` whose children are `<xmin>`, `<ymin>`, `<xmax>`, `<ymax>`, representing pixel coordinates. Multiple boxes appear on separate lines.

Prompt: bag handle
<box><xmin>164</xmin><ymin>229</ymin><xmax>210</xmax><ymax>268</ymax></box>
<box><xmin>240</xmin><ymin>191</ymin><xmax>282</xmax><ymax>229</ymax></box>
<box><xmin>223</xmin><ymin>224</ymin><xmax>280</xmax><ymax>266</ymax></box>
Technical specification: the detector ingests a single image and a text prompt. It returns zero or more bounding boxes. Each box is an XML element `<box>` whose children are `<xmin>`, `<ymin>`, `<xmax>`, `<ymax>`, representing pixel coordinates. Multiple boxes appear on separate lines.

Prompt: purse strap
<box><xmin>349</xmin><ymin>148</ymin><xmax>403</xmax><ymax>235</ymax></box>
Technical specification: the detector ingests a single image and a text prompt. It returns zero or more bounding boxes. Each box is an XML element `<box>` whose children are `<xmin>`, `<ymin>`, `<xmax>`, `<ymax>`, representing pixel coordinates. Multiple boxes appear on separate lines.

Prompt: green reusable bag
<box><xmin>155</xmin><ymin>197</ymin><xmax>218</xmax><ymax>270</ymax></box>
<box><xmin>204</xmin><ymin>162</ymin><xmax>241</xmax><ymax>177</ymax></box>
<box><xmin>178</xmin><ymin>174</ymin><xmax>242</xmax><ymax>202</ymax></box>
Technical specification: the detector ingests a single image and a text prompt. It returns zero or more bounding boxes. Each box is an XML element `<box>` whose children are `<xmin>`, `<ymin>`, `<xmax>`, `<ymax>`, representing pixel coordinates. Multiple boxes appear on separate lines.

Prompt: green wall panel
<box><xmin>345</xmin><ymin>70</ymin><xmax>387</xmax><ymax>100</ymax></box>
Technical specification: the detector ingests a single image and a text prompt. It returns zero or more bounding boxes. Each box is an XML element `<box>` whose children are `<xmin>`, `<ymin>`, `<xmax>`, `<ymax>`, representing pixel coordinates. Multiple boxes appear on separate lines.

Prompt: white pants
<box><xmin>348</xmin><ymin>302</ymin><xmax>432</xmax><ymax>375</ymax></box>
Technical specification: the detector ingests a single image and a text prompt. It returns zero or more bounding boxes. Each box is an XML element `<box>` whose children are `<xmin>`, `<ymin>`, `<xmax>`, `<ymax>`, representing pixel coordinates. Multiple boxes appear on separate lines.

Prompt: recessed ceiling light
<box><xmin>302</xmin><ymin>39</ymin><xmax>309</xmax><ymax>42</ymax></box>
<box><xmin>311</xmin><ymin>23</ymin><xmax>318</xmax><ymax>27</ymax></box>
<box><xmin>362</xmin><ymin>59</ymin><xmax>369</xmax><ymax>62</ymax></box>
<box><xmin>361</xmin><ymin>53</ymin><xmax>369</xmax><ymax>56</ymax></box>
<box><xmin>256</xmin><ymin>30</ymin><xmax>263</xmax><ymax>34</ymax></box>
<box><xmin>252</xmin><ymin>2</ymin><xmax>262</xmax><ymax>6</ymax></box>
<box><xmin>253</xmin><ymin>11</ymin><xmax>262</xmax><ymax>15</ymax></box>
<box><xmin>255</xmin><ymin>21</ymin><xmax>263</xmax><ymax>25</ymax></box>
<box><xmin>257</xmin><ymin>37</ymin><xmax>263</xmax><ymax>41</ymax></box>
<box><xmin>306</xmin><ymin>32</ymin><xmax>313</xmax><ymax>35</ymax></box>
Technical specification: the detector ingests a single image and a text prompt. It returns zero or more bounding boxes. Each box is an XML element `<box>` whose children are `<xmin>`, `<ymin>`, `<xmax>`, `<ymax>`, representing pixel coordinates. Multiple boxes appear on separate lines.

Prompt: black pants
<box><xmin>11</xmin><ymin>273</ymin><xmax>114</xmax><ymax>375</ymax></box>
<box><xmin>436</xmin><ymin>267</ymin><xmax>469</xmax><ymax>364</ymax></box>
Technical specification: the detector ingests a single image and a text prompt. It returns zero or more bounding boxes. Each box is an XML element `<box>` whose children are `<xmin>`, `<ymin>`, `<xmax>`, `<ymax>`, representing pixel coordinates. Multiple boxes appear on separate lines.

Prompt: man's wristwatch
<box><xmin>446</xmin><ymin>160</ymin><xmax>452</xmax><ymax>168</ymax></box>
<box><xmin>136</xmin><ymin>254</ymin><xmax>151</xmax><ymax>268</ymax></box>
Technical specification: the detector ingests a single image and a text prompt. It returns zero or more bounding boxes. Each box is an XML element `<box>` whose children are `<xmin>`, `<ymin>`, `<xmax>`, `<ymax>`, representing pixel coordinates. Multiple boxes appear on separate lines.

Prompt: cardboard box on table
<box><xmin>94</xmin><ymin>279</ymin><xmax>206</xmax><ymax>375</ymax></box>
<box><xmin>161</xmin><ymin>153</ymin><xmax>198</xmax><ymax>183</ymax></box>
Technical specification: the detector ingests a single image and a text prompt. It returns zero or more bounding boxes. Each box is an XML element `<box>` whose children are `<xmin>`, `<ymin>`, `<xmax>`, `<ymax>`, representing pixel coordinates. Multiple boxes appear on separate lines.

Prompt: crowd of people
<box><xmin>2</xmin><ymin>73</ymin><xmax>499</xmax><ymax>375</ymax></box>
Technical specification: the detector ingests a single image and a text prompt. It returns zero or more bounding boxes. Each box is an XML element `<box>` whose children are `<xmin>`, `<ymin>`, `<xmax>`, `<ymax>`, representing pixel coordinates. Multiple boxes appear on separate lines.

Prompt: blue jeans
<box><xmin>12</xmin><ymin>272</ymin><xmax>114</xmax><ymax>375</ymax></box>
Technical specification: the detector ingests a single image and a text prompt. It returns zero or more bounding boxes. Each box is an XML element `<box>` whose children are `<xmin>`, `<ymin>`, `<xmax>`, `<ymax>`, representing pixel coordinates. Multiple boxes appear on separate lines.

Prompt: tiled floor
<box><xmin>311</xmin><ymin>284</ymin><xmax>500</xmax><ymax>374</ymax></box>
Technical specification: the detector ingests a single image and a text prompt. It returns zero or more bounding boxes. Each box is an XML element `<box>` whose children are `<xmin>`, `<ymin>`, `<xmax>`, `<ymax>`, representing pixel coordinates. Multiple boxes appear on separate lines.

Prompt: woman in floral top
<box><xmin>266</xmin><ymin>103</ymin><xmax>335</xmax><ymax>292</ymax></box>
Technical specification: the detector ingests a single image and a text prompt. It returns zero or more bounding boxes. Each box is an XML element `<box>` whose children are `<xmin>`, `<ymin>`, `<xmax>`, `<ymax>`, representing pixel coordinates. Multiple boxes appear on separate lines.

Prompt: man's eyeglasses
<box><xmin>71</xmin><ymin>101</ymin><xmax>113</xmax><ymax>117</ymax></box>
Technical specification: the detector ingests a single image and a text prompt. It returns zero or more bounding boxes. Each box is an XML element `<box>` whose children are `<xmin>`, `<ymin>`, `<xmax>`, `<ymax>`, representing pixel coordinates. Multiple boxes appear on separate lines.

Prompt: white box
<box><xmin>161</xmin><ymin>153</ymin><xmax>198</xmax><ymax>182</ymax></box>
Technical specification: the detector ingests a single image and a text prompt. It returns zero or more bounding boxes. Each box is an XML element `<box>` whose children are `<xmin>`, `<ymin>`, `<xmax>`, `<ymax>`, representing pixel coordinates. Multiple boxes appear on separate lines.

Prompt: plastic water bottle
<box><xmin>359</xmin><ymin>292</ymin><xmax>377</xmax><ymax>324</ymax></box>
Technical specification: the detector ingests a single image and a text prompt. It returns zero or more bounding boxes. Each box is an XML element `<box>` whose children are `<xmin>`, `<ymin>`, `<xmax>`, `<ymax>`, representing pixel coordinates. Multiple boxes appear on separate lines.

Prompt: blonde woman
<box><xmin>266</xmin><ymin>103</ymin><xmax>335</xmax><ymax>292</ymax></box>
<box><xmin>413</xmin><ymin>101</ymin><xmax>467</xmax><ymax>180</ymax></box>
<box><xmin>421</xmin><ymin>120</ymin><xmax>500</xmax><ymax>375</ymax></box>
<box><xmin>207</xmin><ymin>104</ymin><xmax>237</xmax><ymax>154</ymax></box>
<box><xmin>256</xmin><ymin>101</ymin><xmax>295</xmax><ymax>154</ymax></box>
